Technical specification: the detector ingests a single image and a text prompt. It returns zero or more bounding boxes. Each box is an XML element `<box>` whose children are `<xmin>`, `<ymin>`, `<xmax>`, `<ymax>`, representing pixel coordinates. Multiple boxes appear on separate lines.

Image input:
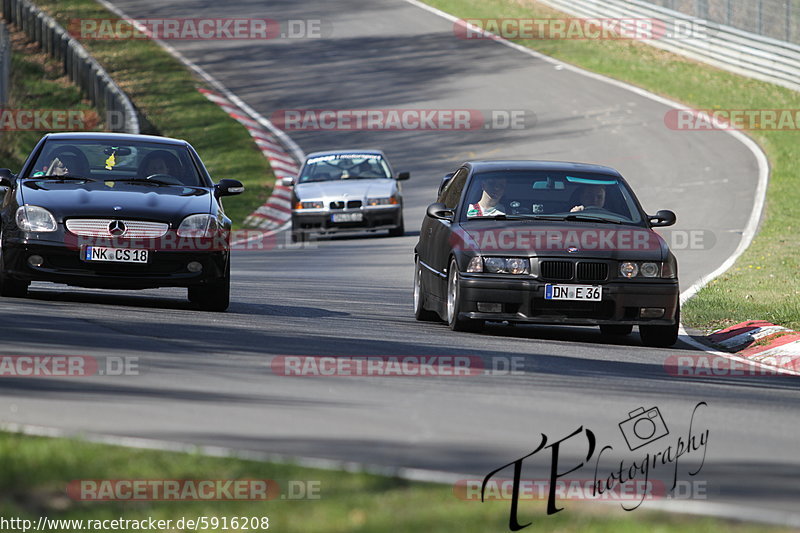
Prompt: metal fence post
<box><xmin>0</xmin><ymin>0</ymin><xmax>140</xmax><ymax>133</ymax></box>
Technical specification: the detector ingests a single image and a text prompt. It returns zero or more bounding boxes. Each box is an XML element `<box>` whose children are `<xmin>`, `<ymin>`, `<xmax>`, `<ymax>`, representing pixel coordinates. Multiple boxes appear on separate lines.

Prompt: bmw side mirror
<box><xmin>215</xmin><ymin>179</ymin><xmax>245</xmax><ymax>197</ymax></box>
<box><xmin>281</xmin><ymin>176</ymin><xmax>295</xmax><ymax>187</ymax></box>
<box><xmin>649</xmin><ymin>209</ymin><xmax>676</xmax><ymax>227</ymax></box>
<box><xmin>426</xmin><ymin>202</ymin><xmax>454</xmax><ymax>222</ymax></box>
<box><xmin>396</xmin><ymin>171</ymin><xmax>410</xmax><ymax>181</ymax></box>
<box><xmin>0</xmin><ymin>168</ymin><xmax>15</xmax><ymax>188</ymax></box>
<box><xmin>438</xmin><ymin>172</ymin><xmax>454</xmax><ymax>196</ymax></box>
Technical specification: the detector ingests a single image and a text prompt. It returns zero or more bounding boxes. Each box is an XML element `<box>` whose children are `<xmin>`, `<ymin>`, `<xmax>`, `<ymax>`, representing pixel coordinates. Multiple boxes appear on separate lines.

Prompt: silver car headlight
<box><xmin>295</xmin><ymin>200</ymin><xmax>324</xmax><ymax>209</ymax></box>
<box><xmin>16</xmin><ymin>205</ymin><xmax>57</xmax><ymax>232</ymax></box>
<box><xmin>177</xmin><ymin>214</ymin><xmax>219</xmax><ymax>237</ymax></box>
<box><xmin>366</xmin><ymin>195</ymin><xmax>399</xmax><ymax>206</ymax></box>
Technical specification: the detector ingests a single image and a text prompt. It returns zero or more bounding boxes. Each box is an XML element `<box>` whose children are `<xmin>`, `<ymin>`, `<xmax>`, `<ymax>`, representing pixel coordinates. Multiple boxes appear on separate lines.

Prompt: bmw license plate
<box><xmin>84</xmin><ymin>246</ymin><xmax>149</xmax><ymax>263</ymax></box>
<box><xmin>331</xmin><ymin>212</ymin><xmax>363</xmax><ymax>223</ymax></box>
<box><xmin>545</xmin><ymin>284</ymin><xmax>601</xmax><ymax>301</ymax></box>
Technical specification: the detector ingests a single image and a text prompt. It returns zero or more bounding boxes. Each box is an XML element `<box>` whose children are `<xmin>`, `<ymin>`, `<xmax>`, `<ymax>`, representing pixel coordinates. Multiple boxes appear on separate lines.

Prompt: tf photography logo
<box><xmin>478</xmin><ymin>402</ymin><xmax>709</xmax><ymax>530</ymax></box>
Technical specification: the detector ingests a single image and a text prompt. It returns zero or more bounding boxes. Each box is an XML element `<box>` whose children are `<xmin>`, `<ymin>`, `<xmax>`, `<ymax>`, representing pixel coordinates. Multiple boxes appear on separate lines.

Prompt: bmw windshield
<box><xmin>298</xmin><ymin>153</ymin><xmax>392</xmax><ymax>183</ymax></box>
<box><xmin>462</xmin><ymin>171</ymin><xmax>645</xmax><ymax>225</ymax></box>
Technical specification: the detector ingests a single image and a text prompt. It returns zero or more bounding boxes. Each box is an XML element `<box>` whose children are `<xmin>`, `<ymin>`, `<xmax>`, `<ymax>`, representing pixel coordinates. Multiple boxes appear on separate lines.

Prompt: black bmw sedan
<box><xmin>413</xmin><ymin>161</ymin><xmax>680</xmax><ymax>347</ymax></box>
<box><xmin>0</xmin><ymin>132</ymin><xmax>244</xmax><ymax>311</ymax></box>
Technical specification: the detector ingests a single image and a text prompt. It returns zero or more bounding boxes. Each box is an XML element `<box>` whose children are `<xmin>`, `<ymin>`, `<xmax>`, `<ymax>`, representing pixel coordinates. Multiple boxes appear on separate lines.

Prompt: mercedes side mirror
<box><xmin>396</xmin><ymin>171</ymin><xmax>410</xmax><ymax>181</ymax></box>
<box><xmin>649</xmin><ymin>209</ymin><xmax>676</xmax><ymax>227</ymax></box>
<box><xmin>281</xmin><ymin>176</ymin><xmax>295</xmax><ymax>187</ymax></box>
<box><xmin>215</xmin><ymin>179</ymin><xmax>245</xmax><ymax>197</ymax></box>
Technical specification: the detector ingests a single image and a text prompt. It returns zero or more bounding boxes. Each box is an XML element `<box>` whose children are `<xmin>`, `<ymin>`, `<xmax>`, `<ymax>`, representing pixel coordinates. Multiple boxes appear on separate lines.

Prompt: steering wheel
<box><xmin>144</xmin><ymin>173</ymin><xmax>183</xmax><ymax>185</ymax></box>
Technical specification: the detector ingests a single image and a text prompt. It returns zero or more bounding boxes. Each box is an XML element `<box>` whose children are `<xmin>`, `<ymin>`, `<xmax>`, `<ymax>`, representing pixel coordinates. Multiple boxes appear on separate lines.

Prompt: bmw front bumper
<box><xmin>292</xmin><ymin>206</ymin><xmax>402</xmax><ymax>235</ymax></box>
<box><xmin>457</xmin><ymin>274</ymin><xmax>679</xmax><ymax>325</ymax></box>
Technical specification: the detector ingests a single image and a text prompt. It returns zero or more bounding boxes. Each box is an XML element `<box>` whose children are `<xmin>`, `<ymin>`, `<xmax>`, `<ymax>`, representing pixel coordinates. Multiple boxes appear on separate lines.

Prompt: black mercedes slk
<box><xmin>413</xmin><ymin>160</ymin><xmax>681</xmax><ymax>347</ymax></box>
<box><xmin>0</xmin><ymin>132</ymin><xmax>244</xmax><ymax>311</ymax></box>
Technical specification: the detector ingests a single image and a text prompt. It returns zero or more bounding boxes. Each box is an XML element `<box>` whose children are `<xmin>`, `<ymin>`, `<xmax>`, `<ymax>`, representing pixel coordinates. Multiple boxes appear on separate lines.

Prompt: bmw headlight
<box><xmin>619</xmin><ymin>262</ymin><xmax>639</xmax><ymax>278</ymax></box>
<box><xmin>471</xmin><ymin>256</ymin><xmax>530</xmax><ymax>275</ymax></box>
<box><xmin>177</xmin><ymin>214</ymin><xmax>219</xmax><ymax>237</ymax></box>
<box><xmin>366</xmin><ymin>195</ymin><xmax>399</xmax><ymax>206</ymax></box>
<box><xmin>295</xmin><ymin>201</ymin><xmax>324</xmax><ymax>209</ymax></box>
<box><xmin>16</xmin><ymin>205</ymin><xmax>57</xmax><ymax>232</ymax></box>
<box><xmin>619</xmin><ymin>261</ymin><xmax>674</xmax><ymax>279</ymax></box>
<box><xmin>640</xmin><ymin>262</ymin><xmax>660</xmax><ymax>277</ymax></box>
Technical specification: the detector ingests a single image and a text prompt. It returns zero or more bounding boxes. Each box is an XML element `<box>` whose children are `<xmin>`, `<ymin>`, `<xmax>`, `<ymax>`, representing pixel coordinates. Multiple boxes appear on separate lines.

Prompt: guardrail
<box><xmin>644</xmin><ymin>0</ymin><xmax>799</xmax><ymax>46</ymax></box>
<box><xmin>0</xmin><ymin>0</ymin><xmax>140</xmax><ymax>133</ymax></box>
<box><xmin>540</xmin><ymin>0</ymin><xmax>800</xmax><ymax>92</ymax></box>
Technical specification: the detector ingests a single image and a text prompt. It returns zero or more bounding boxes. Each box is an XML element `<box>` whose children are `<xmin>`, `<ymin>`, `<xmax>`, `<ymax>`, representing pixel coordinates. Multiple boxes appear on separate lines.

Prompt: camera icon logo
<box><xmin>618</xmin><ymin>406</ymin><xmax>669</xmax><ymax>451</ymax></box>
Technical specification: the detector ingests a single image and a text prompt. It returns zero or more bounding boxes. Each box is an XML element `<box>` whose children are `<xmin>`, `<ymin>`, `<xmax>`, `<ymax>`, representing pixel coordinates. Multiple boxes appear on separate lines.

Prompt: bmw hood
<box><xmin>19</xmin><ymin>180</ymin><xmax>212</xmax><ymax>222</ymax></box>
<box><xmin>294</xmin><ymin>179</ymin><xmax>397</xmax><ymax>202</ymax></box>
<box><xmin>456</xmin><ymin>220</ymin><xmax>669</xmax><ymax>260</ymax></box>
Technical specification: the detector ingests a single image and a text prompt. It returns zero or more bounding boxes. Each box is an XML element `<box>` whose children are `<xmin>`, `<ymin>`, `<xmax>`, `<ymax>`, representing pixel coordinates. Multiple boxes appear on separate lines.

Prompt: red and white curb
<box><xmin>706</xmin><ymin>320</ymin><xmax>800</xmax><ymax>372</ymax></box>
<box><xmin>198</xmin><ymin>88</ymin><xmax>298</xmax><ymax>230</ymax></box>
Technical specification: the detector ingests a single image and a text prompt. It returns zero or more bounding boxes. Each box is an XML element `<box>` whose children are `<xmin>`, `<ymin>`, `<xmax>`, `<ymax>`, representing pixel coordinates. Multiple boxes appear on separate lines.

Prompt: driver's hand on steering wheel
<box><xmin>570</xmin><ymin>205</ymin><xmax>585</xmax><ymax>212</ymax></box>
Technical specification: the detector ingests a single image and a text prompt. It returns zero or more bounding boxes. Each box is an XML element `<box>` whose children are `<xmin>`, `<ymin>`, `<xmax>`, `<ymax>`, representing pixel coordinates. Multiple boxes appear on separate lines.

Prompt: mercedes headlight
<box><xmin>16</xmin><ymin>205</ymin><xmax>57</xmax><ymax>232</ymax></box>
<box><xmin>177</xmin><ymin>214</ymin><xmax>219</xmax><ymax>237</ymax></box>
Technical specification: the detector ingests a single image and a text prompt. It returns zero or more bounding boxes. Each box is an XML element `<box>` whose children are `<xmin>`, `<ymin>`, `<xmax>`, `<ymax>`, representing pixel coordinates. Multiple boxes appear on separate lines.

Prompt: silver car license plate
<box><xmin>331</xmin><ymin>212</ymin><xmax>363</xmax><ymax>223</ymax></box>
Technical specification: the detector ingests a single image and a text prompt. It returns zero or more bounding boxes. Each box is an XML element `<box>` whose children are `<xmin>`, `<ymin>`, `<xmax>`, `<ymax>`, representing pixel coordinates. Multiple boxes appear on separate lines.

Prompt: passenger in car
<box><xmin>467</xmin><ymin>177</ymin><xmax>507</xmax><ymax>217</ymax></box>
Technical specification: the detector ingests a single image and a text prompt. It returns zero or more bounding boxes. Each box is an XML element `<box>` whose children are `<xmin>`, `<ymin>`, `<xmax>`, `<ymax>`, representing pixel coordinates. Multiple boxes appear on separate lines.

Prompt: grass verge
<box><xmin>0</xmin><ymin>29</ymin><xmax>100</xmax><ymax>169</ymax></box>
<box><xmin>0</xmin><ymin>432</ymin><xmax>792</xmax><ymax>532</ymax></box>
<box><xmin>423</xmin><ymin>0</ymin><xmax>800</xmax><ymax>332</ymax></box>
<box><xmin>2</xmin><ymin>1</ymin><xmax>276</xmax><ymax>226</ymax></box>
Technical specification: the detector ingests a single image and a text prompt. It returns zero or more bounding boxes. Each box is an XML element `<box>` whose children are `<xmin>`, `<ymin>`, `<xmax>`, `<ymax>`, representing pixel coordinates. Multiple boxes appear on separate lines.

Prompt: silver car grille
<box><xmin>65</xmin><ymin>219</ymin><xmax>170</xmax><ymax>238</ymax></box>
